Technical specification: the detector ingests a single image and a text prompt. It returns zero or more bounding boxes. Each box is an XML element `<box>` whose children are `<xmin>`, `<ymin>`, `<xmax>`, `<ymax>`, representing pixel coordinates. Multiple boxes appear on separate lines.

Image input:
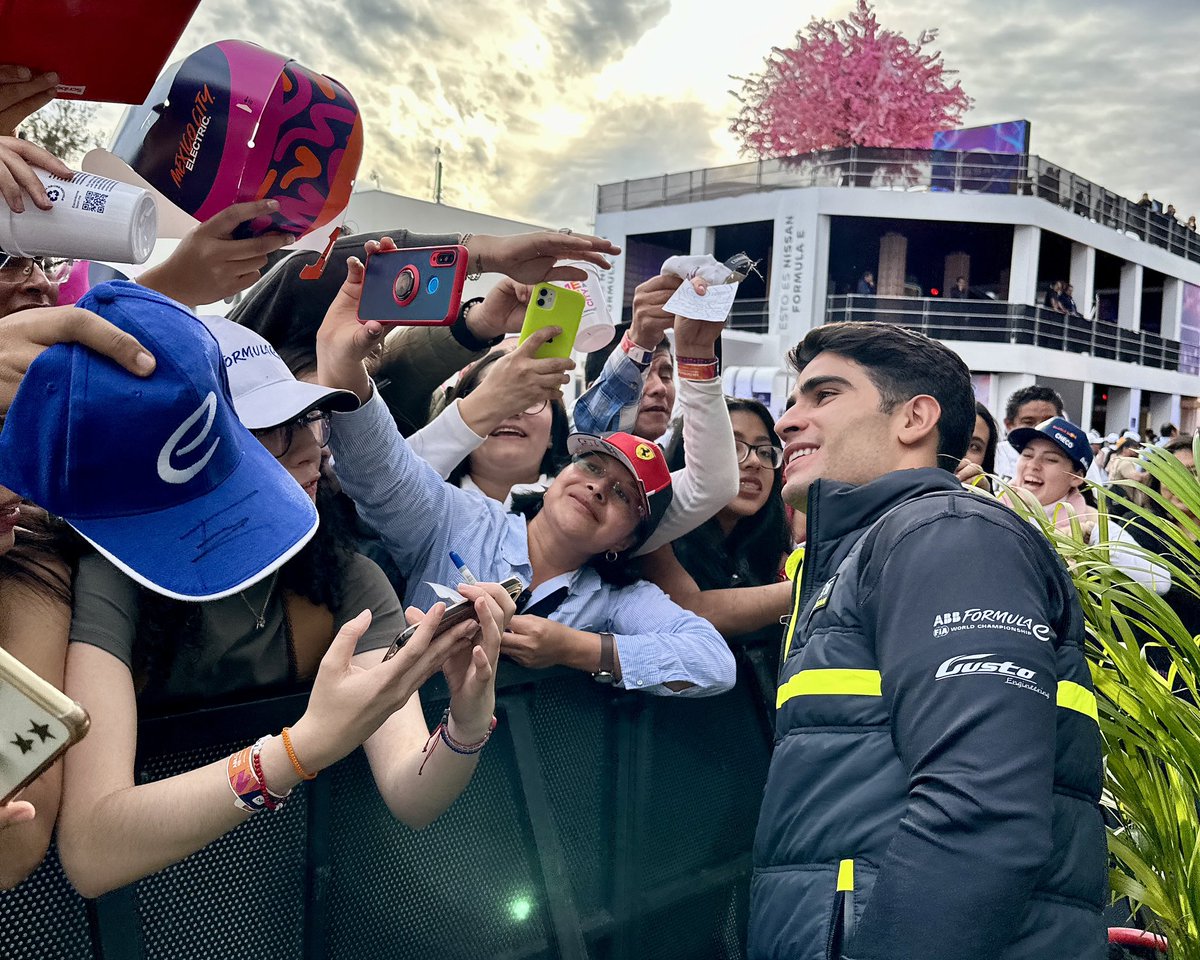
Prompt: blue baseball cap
<box><xmin>0</xmin><ymin>282</ymin><xmax>318</xmax><ymax>600</ymax></box>
<box><xmin>1007</xmin><ymin>416</ymin><xmax>1094</xmax><ymax>470</ymax></box>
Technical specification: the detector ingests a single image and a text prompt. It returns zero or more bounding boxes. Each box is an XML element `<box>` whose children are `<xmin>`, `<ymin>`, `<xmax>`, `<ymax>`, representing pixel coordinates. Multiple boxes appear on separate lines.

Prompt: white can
<box><xmin>0</xmin><ymin>170</ymin><xmax>158</xmax><ymax>264</ymax></box>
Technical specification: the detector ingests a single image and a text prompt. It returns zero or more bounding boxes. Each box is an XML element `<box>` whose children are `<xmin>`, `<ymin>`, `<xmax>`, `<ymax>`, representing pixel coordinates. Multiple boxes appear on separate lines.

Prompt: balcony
<box><xmin>824</xmin><ymin>294</ymin><xmax>1195</xmax><ymax>374</ymax></box>
<box><xmin>597</xmin><ymin>148</ymin><xmax>1200</xmax><ymax>268</ymax></box>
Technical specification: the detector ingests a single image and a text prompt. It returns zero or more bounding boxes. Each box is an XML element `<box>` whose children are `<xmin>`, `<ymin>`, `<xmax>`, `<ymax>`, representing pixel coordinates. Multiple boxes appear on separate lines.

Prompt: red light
<box><xmin>931</xmin><ymin>287</ymin><xmax>940</xmax><ymax>296</ymax></box>
<box><xmin>1101</xmin><ymin>393</ymin><xmax>1108</xmax><ymax>401</ymax></box>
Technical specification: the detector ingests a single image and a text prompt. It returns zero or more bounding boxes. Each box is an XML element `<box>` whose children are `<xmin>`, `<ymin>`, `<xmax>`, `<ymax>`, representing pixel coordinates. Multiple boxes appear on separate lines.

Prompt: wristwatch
<box><xmin>592</xmin><ymin>632</ymin><xmax>616</xmax><ymax>684</ymax></box>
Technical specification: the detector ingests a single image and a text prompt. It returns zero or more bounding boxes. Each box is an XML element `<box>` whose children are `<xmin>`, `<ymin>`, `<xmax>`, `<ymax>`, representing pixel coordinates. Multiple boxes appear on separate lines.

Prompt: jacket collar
<box><xmin>807</xmin><ymin>467</ymin><xmax>963</xmax><ymax>546</ymax></box>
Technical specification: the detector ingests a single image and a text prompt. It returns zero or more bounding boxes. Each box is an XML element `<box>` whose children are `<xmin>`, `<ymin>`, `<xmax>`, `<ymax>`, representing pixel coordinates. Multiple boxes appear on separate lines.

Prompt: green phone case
<box><xmin>518</xmin><ymin>284</ymin><xmax>586</xmax><ymax>359</ymax></box>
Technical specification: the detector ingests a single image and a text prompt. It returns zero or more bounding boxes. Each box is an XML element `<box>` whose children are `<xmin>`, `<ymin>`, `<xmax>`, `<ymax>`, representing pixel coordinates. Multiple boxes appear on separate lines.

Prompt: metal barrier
<box><xmin>824</xmin><ymin>294</ymin><xmax>1190</xmax><ymax>373</ymax></box>
<box><xmin>0</xmin><ymin>645</ymin><xmax>777</xmax><ymax>960</ymax></box>
<box><xmin>597</xmin><ymin>148</ymin><xmax>1200</xmax><ymax>269</ymax></box>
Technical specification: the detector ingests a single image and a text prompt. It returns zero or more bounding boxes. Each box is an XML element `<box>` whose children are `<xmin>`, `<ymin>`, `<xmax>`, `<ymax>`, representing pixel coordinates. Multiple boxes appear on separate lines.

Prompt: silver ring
<box><xmin>558</xmin><ymin>227</ymin><xmax>573</xmax><ymax>235</ymax></box>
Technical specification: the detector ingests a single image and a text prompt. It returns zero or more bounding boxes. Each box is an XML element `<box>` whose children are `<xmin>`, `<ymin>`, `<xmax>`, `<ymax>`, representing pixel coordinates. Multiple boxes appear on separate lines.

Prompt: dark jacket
<box><xmin>748</xmin><ymin>468</ymin><xmax>1106</xmax><ymax>960</ymax></box>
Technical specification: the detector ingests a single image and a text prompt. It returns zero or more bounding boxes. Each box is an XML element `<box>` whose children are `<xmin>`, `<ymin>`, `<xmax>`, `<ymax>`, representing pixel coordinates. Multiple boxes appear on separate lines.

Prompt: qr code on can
<box><xmin>82</xmin><ymin>190</ymin><xmax>107</xmax><ymax>214</ymax></box>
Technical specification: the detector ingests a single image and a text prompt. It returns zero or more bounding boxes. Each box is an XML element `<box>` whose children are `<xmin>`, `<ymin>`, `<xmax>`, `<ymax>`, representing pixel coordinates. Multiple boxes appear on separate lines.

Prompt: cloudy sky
<box><xmin>98</xmin><ymin>0</ymin><xmax>1200</xmax><ymax>230</ymax></box>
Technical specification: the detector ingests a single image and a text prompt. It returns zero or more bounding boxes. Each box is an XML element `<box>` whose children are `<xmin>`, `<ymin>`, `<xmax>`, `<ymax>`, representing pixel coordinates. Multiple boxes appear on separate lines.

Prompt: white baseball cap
<box><xmin>200</xmin><ymin>315</ymin><xmax>359</xmax><ymax>429</ymax></box>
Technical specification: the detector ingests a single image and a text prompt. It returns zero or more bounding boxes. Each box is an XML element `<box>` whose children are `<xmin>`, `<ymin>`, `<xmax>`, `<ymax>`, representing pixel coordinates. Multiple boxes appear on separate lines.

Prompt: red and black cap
<box><xmin>567</xmin><ymin>431</ymin><xmax>673</xmax><ymax>549</ymax></box>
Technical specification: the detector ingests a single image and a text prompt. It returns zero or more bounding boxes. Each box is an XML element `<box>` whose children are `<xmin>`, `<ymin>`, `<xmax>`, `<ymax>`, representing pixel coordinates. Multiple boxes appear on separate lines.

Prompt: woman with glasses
<box><xmin>315</xmin><ymin>242</ymin><xmax>736</xmax><ymax>697</ymax></box>
<box><xmin>405</xmin><ymin>326</ymin><xmax>574</xmax><ymax>508</ymax></box>
<box><xmin>643</xmin><ymin>398</ymin><xmax>792</xmax><ymax>658</ymax></box>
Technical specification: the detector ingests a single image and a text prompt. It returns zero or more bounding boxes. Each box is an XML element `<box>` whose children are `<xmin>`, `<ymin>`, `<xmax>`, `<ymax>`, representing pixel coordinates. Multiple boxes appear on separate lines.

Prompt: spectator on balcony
<box><xmin>1187</xmin><ymin>215</ymin><xmax>1197</xmax><ymax>232</ymax></box>
<box><xmin>315</xmin><ymin>238</ymin><xmax>736</xmax><ymax>699</ymax></box>
<box><xmin>994</xmin><ymin>385</ymin><xmax>1064</xmax><ymax>480</ymax></box>
<box><xmin>1166</xmin><ymin>204</ymin><xmax>1178</xmax><ymax>222</ymax></box>
<box><xmin>947</xmin><ymin>276</ymin><xmax>971</xmax><ymax>300</ymax></box>
<box><xmin>855</xmin><ymin>271</ymin><xmax>876</xmax><ymax>295</ymax></box>
<box><xmin>641</xmin><ymin>397</ymin><xmax>793</xmax><ymax>660</ymax></box>
<box><xmin>1136</xmin><ymin>193</ymin><xmax>1152</xmax><ymax>208</ymax></box>
<box><xmin>1042</xmin><ymin>280</ymin><xmax>1067</xmax><ymax>314</ymax></box>
<box><xmin>1059</xmin><ymin>284</ymin><xmax>1082</xmax><ymax>317</ymax></box>
<box><xmin>59</xmin><ymin>315</ymin><xmax>516</xmax><ymax>898</ymax></box>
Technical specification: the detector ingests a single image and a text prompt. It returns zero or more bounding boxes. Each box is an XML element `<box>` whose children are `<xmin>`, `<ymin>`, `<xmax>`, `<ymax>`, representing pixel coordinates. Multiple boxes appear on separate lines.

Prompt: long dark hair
<box><xmin>133</xmin><ymin>481</ymin><xmax>358</xmax><ymax>693</ymax></box>
<box><xmin>0</xmin><ymin>508</ymin><xmax>77</xmax><ymax>608</ymax></box>
<box><xmin>509</xmin><ymin>490</ymin><xmax>641</xmax><ymax>588</ymax></box>
<box><xmin>974</xmin><ymin>400</ymin><xmax>999</xmax><ymax>476</ymax></box>
<box><xmin>445</xmin><ymin>350</ymin><xmax>570</xmax><ymax>487</ymax></box>
<box><xmin>672</xmin><ymin>398</ymin><xmax>789</xmax><ymax>589</ymax></box>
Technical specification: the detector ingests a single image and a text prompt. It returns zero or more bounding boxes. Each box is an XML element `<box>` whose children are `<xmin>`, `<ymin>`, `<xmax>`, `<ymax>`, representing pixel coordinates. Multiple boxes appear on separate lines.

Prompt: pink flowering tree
<box><xmin>730</xmin><ymin>0</ymin><xmax>972</xmax><ymax>158</ymax></box>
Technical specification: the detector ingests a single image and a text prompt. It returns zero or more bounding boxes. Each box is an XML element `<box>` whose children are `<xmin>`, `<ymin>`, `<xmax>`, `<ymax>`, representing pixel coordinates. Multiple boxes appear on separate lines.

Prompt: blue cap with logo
<box><xmin>1007</xmin><ymin>416</ymin><xmax>1094</xmax><ymax>470</ymax></box>
<box><xmin>0</xmin><ymin>281</ymin><xmax>318</xmax><ymax>600</ymax></box>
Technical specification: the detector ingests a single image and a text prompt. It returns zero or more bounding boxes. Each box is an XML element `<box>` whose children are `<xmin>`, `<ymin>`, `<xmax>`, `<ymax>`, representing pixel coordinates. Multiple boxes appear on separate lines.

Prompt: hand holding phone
<box><xmin>0</xmin><ymin>647</ymin><xmax>89</xmax><ymax>804</ymax></box>
<box><xmin>517</xmin><ymin>283</ymin><xmax>585</xmax><ymax>359</ymax></box>
<box><xmin>357</xmin><ymin>245</ymin><xmax>468</xmax><ymax>326</ymax></box>
<box><xmin>382</xmin><ymin>577</ymin><xmax>524</xmax><ymax>662</ymax></box>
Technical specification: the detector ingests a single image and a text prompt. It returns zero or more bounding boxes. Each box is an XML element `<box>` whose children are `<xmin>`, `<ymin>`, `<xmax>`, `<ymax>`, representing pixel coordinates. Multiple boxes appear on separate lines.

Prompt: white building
<box><xmin>593</xmin><ymin>148</ymin><xmax>1200</xmax><ymax>435</ymax></box>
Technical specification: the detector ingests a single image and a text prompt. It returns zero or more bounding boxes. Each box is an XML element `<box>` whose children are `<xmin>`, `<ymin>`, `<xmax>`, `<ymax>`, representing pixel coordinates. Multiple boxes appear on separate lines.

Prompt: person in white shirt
<box><xmin>993</xmin><ymin>385</ymin><xmax>1064</xmax><ymax>479</ymax></box>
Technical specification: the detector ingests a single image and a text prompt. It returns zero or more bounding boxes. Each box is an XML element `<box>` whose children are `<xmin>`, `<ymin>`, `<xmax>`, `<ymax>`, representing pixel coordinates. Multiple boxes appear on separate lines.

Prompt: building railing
<box><xmin>597</xmin><ymin>148</ymin><xmax>1200</xmax><ymax>268</ymax></box>
<box><xmin>0</xmin><ymin>644</ymin><xmax>778</xmax><ymax>960</ymax></box>
<box><xmin>824</xmin><ymin>294</ymin><xmax>1195</xmax><ymax>374</ymax></box>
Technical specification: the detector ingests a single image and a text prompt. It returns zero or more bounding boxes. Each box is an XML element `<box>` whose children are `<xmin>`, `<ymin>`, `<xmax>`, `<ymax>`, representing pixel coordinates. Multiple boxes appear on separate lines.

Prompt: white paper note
<box><xmin>425</xmin><ymin>581</ymin><xmax>463</xmax><ymax>602</ymax></box>
<box><xmin>664</xmin><ymin>281</ymin><xmax>738</xmax><ymax>323</ymax></box>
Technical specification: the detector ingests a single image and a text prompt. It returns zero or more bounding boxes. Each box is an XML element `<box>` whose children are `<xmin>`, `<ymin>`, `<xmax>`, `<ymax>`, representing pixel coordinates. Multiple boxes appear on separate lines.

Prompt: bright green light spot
<box><xmin>508</xmin><ymin>897</ymin><xmax>533</xmax><ymax>921</ymax></box>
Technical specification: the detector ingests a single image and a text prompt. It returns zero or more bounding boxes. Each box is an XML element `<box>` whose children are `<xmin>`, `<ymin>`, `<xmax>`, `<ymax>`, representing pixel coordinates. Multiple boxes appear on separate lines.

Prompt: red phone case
<box><xmin>357</xmin><ymin>246</ymin><xmax>468</xmax><ymax>326</ymax></box>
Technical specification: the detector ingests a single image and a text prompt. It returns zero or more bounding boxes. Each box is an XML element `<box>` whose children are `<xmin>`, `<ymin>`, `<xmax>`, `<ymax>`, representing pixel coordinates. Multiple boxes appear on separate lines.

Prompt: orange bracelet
<box><xmin>280</xmin><ymin>726</ymin><xmax>317</xmax><ymax>780</ymax></box>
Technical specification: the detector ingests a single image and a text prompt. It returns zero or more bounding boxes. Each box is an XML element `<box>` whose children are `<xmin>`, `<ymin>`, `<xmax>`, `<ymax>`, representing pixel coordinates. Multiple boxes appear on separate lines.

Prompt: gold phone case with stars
<box><xmin>0</xmin><ymin>646</ymin><xmax>90</xmax><ymax>804</ymax></box>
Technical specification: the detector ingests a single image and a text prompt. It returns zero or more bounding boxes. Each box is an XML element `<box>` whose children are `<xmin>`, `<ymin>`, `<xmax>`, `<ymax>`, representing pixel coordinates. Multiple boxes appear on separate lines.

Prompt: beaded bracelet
<box><xmin>418</xmin><ymin>708</ymin><xmax>498</xmax><ymax>775</ymax></box>
<box><xmin>250</xmin><ymin>736</ymin><xmax>292</xmax><ymax>812</ymax></box>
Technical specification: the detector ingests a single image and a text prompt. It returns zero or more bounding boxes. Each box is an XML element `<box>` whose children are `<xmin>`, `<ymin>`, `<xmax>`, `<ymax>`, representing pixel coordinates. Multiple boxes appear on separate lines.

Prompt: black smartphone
<box><xmin>357</xmin><ymin>245</ymin><xmax>468</xmax><ymax>325</ymax></box>
<box><xmin>381</xmin><ymin>576</ymin><xmax>524</xmax><ymax>661</ymax></box>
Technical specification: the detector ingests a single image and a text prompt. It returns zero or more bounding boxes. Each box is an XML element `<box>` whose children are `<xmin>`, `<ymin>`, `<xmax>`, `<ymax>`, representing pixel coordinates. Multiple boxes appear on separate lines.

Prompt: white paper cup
<box><xmin>557</xmin><ymin>261</ymin><xmax>615</xmax><ymax>353</ymax></box>
<box><xmin>0</xmin><ymin>170</ymin><xmax>158</xmax><ymax>264</ymax></box>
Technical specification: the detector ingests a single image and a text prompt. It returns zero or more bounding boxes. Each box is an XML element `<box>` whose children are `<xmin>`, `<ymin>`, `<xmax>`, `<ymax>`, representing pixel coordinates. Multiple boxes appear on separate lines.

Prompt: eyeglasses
<box><xmin>735</xmin><ymin>440</ymin><xmax>784</xmax><ymax>469</ymax></box>
<box><xmin>572</xmin><ymin>455</ymin><xmax>646</xmax><ymax>521</ymax></box>
<box><xmin>252</xmin><ymin>410</ymin><xmax>331</xmax><ymax>459</ymax></box>
<box><xmin>522</xmin><ymin>399</ymin><xmax>548</xmax><ymax>416</ymax></box>
<box><xmin>0</xmin><ymin>256</ymin><xmax>74</xmax><ymax>283</ymax></box>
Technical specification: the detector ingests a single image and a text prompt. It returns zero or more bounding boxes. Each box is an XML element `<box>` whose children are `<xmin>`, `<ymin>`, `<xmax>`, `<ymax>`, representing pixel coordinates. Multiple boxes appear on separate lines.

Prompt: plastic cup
<box><xmin>0</xmin><ymin>170</ymin><xmax>157</xmax><ymax>264</ymax></box>
<box><xmin>556</xmin><ymin>261</ymin><xmax>615</xmax><ymax>353</ymax></box>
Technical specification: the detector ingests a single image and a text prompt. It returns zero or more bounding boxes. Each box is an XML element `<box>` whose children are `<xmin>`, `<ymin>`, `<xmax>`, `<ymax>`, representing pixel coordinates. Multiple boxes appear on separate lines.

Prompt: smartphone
<box><xmin>382</xmin><ymin>576</ymin><xmax>525</xmax><ymax>662</ymax></box>
<box><xmin>518</xmin><ymin>283</ymin><xmax>585</xmax><ymax>359</ymax></box>
<box><xmin>0</xmin><ymin>647</ymin><xmax>90</xmax><ymax>804</ymax></box>
<box><xmin>357</xmin><ymin>245</ymin><xmax>468</xmax><ymax>325</ymax></box>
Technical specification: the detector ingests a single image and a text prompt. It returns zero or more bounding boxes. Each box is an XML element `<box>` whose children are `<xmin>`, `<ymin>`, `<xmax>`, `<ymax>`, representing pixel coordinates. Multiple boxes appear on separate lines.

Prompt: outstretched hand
<box><xmin>442</xmin><ymin>582</ymin><xmax>516</xmax><ymax>741</ymax></box>
<box><xmin>467</xmin><ymin>231</ymin><xmax>620</xmax><ymax>285</ymax></box>
<box><xmin>138</xmin><ymin>199</ymin><xmax>294</xmax><ymax>308</ymax></box>
<box><xmin>0</xmin><ymin>66</ymin><xmax>58</xmax><ymax>138</ymax></box>
<box><xmin>0</xmin><ymin>306</ymin><xmax>155</xmax><ymax>413</ymax></box>
<box><xmin>456</xmin><ymin>326</ymin><xmax>574</xmax><ymax>436</ymax></box>
<box><xmin>0</xmin><ymin>135</ymin><xmax>73</xmax><ymax>213</ymax></box>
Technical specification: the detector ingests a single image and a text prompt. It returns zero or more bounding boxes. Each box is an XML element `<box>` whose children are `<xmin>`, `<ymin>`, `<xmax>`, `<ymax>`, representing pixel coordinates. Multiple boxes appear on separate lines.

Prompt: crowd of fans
<box><xmin>0</xmin><ymin>52</ymin><xmax>1191</xmax><ymax>960</ymax></box>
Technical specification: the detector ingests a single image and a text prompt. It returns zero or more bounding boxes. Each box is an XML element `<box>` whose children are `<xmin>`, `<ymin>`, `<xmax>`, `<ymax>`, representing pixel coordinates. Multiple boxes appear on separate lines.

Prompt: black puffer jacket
<box><xmin>748</xmin><ymin>468</ymin><xmax>1106</xmax><ymax>960</ymax></box>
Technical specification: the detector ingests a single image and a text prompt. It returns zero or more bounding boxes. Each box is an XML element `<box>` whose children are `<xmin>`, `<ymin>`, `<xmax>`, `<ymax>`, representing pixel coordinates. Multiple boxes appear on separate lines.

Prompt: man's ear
<box><xmin>897</xmin><ymin>394</ymin><xmax>942</xmax><ymax>451</ymax></box>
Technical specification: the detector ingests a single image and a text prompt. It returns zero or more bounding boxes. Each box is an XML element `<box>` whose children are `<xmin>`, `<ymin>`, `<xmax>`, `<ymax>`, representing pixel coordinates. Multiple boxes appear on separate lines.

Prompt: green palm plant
<box><xmin>999</xmin><ymin>442</ymin><xmax>1200</xmax><ymax>956</ymax></box>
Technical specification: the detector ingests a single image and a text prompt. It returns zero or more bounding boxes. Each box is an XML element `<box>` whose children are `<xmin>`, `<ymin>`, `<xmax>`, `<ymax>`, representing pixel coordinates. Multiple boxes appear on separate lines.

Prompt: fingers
<box><xmin>638</xmin><ymin>274</ymin><xmax>684</xmax><ymax>296</ymax></box>
<box><xmin>319</xmin><ymin>609</ymin><xmax>374</xmax><ymax>674</ymax></box>
<box><xmin>513</xmin><ymin>324</ymin><xmax>562</xmax><ymax>354</ymax></box>
<box><xmin>0</xmin><ymin>799</ymin><xmax>35</xmax><ymax>829</ymax></box>
<box><xmin>458</xmin><ymin>582</ymin><xmax>515</xmax><ymax>630</ymax></box>
<box><xmin>199</xmin><ymin>198</ymin><xmax>281</xmax><ymax>237</ymax></box>
<box><xmin>38</xmin><ymin>307</ymin><xmax>156</xmax><ymax>376</ymax></box>
<box><xmin>0</xmin><ymin>87</ymin><xmax>56</xmax><ymax>139</ymax></box>
<box><xmin>224</xmin><ymin>232</ymin><xmax>294</xmax><ymax>262</ymax></box>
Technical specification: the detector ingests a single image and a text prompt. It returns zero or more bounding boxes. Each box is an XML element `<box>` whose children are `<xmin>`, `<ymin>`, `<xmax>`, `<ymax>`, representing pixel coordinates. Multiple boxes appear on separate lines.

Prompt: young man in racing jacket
<box><xmin>748</xmin><ymin>322</ymin><xmax>1106</xmax><ymax>960</ymax></box>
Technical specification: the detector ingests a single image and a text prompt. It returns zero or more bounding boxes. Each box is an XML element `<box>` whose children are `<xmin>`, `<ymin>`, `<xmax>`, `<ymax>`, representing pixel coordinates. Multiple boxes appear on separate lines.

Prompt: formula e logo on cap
<box><xmin>157</xmin><ymin>392</ymin><xmax>220</xmax><ymax>485</ymax></box>
<box><xmin>635</xmin><ymin>443</ymin><xmax>656</xmax><ymax>461</ymax></box>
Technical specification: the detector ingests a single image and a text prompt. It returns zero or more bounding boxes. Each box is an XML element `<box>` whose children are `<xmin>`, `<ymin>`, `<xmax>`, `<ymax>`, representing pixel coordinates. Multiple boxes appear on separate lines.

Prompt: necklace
<box><xmin>239</xmin><ymin>571</ymin><xmax>278</xmax><ymax>631</ymax></box>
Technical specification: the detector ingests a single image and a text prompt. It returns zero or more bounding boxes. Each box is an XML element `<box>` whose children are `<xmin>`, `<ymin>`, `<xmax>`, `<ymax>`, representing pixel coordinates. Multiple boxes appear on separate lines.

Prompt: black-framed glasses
<box><xmin>572</xmin><ymin>455</ymin><xmax>646</xmax><ymax>521</ymax></box>
<box><xmin>523</xmin><ymin>399</ymin><xmax>548</xmax><ymax>416</ymax></box>
<box><xmin>0</xmin><ymin>255</ymin><xmax>74</xmax><ymax>283</ymax></box>
<box><xmin>252</xmin><ymin>410</ymin><xmax>331</xmax><ymax>459</ymax></box>
<box><xmin>735</xmin><ymin>440</ymin><xmax>784</xmax><ymax>469</ymax></box>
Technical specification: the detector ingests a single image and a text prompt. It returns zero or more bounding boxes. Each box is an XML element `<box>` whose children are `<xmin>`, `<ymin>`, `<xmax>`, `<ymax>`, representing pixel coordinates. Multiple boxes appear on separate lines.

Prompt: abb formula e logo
<box><xmin>931</xmin><ymin>609</ymin><xmax>1052</xmax><ymax>642</ymax></box>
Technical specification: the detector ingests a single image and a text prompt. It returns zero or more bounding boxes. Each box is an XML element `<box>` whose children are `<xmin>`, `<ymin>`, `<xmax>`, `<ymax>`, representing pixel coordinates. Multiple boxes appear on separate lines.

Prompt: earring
<box><xmin>604</xmin><ymin>550</ymin><xmax>619</xmax><ymax>562</ymax></box>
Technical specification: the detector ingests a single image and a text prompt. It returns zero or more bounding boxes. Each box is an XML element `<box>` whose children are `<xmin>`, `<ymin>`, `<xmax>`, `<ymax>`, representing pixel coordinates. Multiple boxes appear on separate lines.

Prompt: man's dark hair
<box><xmin>1160</xmin><ymin>422</ymin><xmax>1179</xmax><ymax>438</ymax></box>
<box><xmin>1004</xmin><ymin>385</ymin><xmax>1064</xmax><ymax>424</ymax></box>
<box><xmin>786</xmin><ymin>322</ymin><xmax>974</xmax><ymax>471</ymax></box>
